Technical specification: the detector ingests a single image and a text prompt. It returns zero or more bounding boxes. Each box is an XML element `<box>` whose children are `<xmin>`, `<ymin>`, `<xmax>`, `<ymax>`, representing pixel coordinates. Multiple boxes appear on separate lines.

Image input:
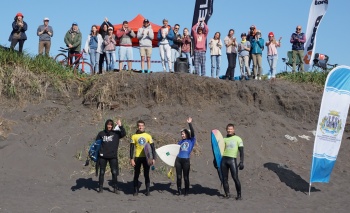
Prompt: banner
<box><xmin>303</xmin><ymin>0</ymin><xmax>328</xmax><ymax>71</ymax></box>
<box><xmin>310</xmin><ymin>66</ymin><xmax>350</xmax><ymax>183</ymax></box>
<box><xmin>191</xmin><ymin>0</ymin><xmax>214</xmax><ymax>29</ymax></box>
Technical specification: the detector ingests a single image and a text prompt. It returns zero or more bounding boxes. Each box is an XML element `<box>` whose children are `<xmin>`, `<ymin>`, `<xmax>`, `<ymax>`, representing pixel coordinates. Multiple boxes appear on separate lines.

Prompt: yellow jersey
<box><xmin>131</xmin><ymin>132</ymin><xmax>153</xmax><ymax>157</ymax></box>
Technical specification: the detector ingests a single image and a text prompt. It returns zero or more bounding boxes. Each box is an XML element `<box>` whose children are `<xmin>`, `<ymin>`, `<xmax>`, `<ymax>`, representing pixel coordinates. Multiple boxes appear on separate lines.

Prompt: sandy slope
<box><xmin>1</xmin><ymin>73</ymin><xmax>350</xmax><ymax>213</ymax></box>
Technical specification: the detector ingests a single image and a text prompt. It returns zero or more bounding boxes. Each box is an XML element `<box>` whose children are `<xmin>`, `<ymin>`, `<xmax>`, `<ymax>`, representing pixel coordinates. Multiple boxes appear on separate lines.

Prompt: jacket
<box><xmin>9</xmin><ymin>20</ymin><xmax>28</xmax><ymax>41</ymax></box>
<box><xmin>157</xmin><ymin>25</ymin><xmax>174</xmax><ymax>46</ymax></box>
<box><xmin>290</xmin><ymin>32</ymin><xmax>306</xmax><ymax>50</ymax></box>
<box><xmin>172</xmin><ymin>32</ymin><xmax>182</xmax><ymax>50</ymax></box>
<box><xmin>224</xmin><ymin>36</ymin><xmax>238</xmax><ymax>54</ymax></box>
<box><xmin>251</xmin><ymin>37</ymin><xmax>264</xmax><ymax>54</ymax></box>
<box><xmin>103</xmin><ymin>34</ymin><xmax>116</xmax><ymax>51</ymax></box>
<box><xmin>84</xmin><ymin>34</ymin><xmax>104</xmax><ymax>54</ymax></box>
<box><xmin>137</xmin><ymin>25</ymin><xmax>154</xmax><ymax>47</ymax></box>
<box><xmin>192</xmin><ymin>22</ymin><xmax>209</xmax><ymax>51</ymax></box>
<box><xmin>116</xmin><ymin>28</ymin><xmax>135</xmax><ymax>46</ymax></box>
<box><xmin>209</xmin><ymin>38</ymin><xmax>222</xmax><ymax>56</ymax></box>
<box><xmin>64</xmin><ymin>28</ymin><xmax>82</xmax><ymax>52</ymax></box>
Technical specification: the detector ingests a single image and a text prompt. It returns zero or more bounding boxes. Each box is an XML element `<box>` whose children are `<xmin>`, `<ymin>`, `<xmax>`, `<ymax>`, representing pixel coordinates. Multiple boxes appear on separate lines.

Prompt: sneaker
<box><xmin>144</xmin><ymin>70</ymin><xmax>148</xmax><ymax>73</ymax></box>
<box><xmin>245</xmin><ymin>76</ymin><xmax>250</xmax><ymax>80</ymax></box>
<box><xmin>258</xmin><ymin>77</ymin><xmax>262</xmax><ymax>80</ymax></box>
<box><xmin>170</xmin><ymin>70</ymin><xmax>174</xmax><ymax>73</ymax></box>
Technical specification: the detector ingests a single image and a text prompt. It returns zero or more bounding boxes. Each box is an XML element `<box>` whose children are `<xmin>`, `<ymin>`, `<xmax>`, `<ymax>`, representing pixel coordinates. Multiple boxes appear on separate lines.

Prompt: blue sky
<box><xmin>0</xmin><ymin>0</ymin><xmax>348</xmax><ymax>76</ymax></box>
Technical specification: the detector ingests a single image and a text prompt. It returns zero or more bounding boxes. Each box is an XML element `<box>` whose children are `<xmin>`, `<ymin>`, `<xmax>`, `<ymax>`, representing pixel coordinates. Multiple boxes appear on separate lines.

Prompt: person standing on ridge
<box><xmin>130</xmin><ymin>120</ymin><xmax>156</xmax><ymax>196</ymax></box>
<box><xmin>98</xmin><ymin>17</ymin><xmax>114</xmax><ymax>74</ymax></box>
<box><xmin>290</xmin><ymin>25</ymin><xmax>306</xmax><ymax>72</ymax></box>
<box><xmin>117</xmin><ymin>21</ymin><xmax>136</xmax><ymax>71</ymax></box>
<box><xmin>64</xmin><ymin>22</ymin><xmax>82</xmax><ymax>65</ymax></box>
<box><xmin>157</xmin><ymin>19</ymin><xmax>174</xmax><ymax>72</ymax></box>
<box><xmin>192</xmin><ymin>18</ymin><xmax>209</xmax><ymax>76</ymax></box>
<box><xmin>224</xmin><ymin>29</ymin><xmax>238</xmax><ymax>80</ymax></box>
<box><xmin>37</xmin><ymin>17</ymin><xmax>53</xmax><ymax>56</ymax></box>
<box><xmin>9</xmin><ymin>12</ymin><xmax>28</xmax><ymax>53</ymax></box>
<box><xmin>137</xmin><ymin>19</ymin><xmax>154</xmax><ymax>73</ymax></box>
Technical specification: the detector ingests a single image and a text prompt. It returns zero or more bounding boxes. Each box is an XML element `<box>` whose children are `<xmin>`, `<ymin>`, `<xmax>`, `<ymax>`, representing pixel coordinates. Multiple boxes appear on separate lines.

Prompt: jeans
<box><xmin>171</xmin><ymin>48</ymin><xmax>180</xmax><ymax>64</ymax></box>
<box><xmin>267</xmin><ymin>55</ymin><xmax>278</xmax><ymax>78</ymax></box>
<box><xmin>211</xmin><ymin>55</ymin><xmax>221</xmax><ymax>78</ymax></box>
<box><xmin>89</xmin><ymin>49</ymin><xmax>100</xmax><ymax>73</ymax></box>
<box><xmin>99</xmin><ymin>52</ymin><xmax>107</xmax><ymax>73</ymax></box>
<box><xmin>181</xmin><ymin>52</ymin><xmax>192</xmax><ymax>72</ymax></box>
<box><xmin>225</xmin><ymin>53</ymin><xmax>237</xmax><ymax>80</ymax></box>
<box><xmin>105</xmin><ymin>50</ymin><xmax>116</xmax><ymax>71</ymax></box>
<box><xmin>159</xmin><ymin>44</ymin><xmax>172</xmax><ymax>71</ymax></box>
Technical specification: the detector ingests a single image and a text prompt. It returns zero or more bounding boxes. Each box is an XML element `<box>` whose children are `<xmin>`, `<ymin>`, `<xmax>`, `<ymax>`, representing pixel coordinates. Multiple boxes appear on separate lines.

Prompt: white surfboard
<box><xmin>156</xmin><ymin>144</ymin><xmax>181</xmax><ymax>167</ymax></box>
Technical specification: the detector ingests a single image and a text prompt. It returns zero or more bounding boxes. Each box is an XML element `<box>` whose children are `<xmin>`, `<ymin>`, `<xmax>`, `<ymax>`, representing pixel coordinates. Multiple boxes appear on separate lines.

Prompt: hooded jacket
<box><xmin>96</xmin><ymin>119</ymin><xmax>126</xmax><ymax>159</ymax></box>
<box><xmin>137</xmin><ymin>25</ymin><xmax>154</xmax><ymax>47</ymax></box>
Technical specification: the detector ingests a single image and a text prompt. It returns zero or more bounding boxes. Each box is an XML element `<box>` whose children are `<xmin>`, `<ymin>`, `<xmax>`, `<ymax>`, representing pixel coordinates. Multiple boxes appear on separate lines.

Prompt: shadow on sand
<box><xmin>264</xmin><ymin>162</ymin><xmax>320</xmax><ymax>194</ymax></box>
<box><xmin>71</xmin><ymin>177</ymin><xmax>98</xmax><ymax>192</ymax></box>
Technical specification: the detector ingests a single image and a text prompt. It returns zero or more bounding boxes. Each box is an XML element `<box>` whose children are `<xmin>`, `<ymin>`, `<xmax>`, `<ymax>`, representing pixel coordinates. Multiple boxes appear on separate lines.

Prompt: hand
<box><xmin>104</xmin><ymin>17</ymin><xmax>108</xmax><ymax>22</ymax></box>
<box><xmin>130</xmin><ymin>159</ymin><xmax>135</xmax><ymax>167</ymax></box>
<box><xmin>238</xmin><ymin>162</ymin><xmax>244</xmax><ymax>170</ymax></box>
<box><xmin>187</xmin><ymin>117</ymin><xmax>192</xmax><ymax>123</ymax></box>
<box><xmin>68</xmin><ymin>44</ymin><xmax>73</xmax><ymax>48</ymax></box>
<box><xmin>116</xmin><ymin>119</ymin><xmax>122</xmax><ymax>126</ymax></box>
<box><xmin>152</xmin><ymin>159</ymin><xmax>155</xmax><ymax>166</ymax></box>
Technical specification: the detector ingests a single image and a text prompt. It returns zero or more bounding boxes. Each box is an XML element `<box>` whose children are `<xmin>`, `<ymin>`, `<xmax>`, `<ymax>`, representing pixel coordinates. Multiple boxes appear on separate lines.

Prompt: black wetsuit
<box><xmin>96</xmin><ymin>119</ymin><xmax>126</xmax><ymax>193</ymax></box>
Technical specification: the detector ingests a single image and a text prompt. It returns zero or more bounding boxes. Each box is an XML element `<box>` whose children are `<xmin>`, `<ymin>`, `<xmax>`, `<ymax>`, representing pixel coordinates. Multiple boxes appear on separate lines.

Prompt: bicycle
<box><xmin>54</xmin><ymin>47</ymin><xmax>93</xmax><ymax>75</ymax></box>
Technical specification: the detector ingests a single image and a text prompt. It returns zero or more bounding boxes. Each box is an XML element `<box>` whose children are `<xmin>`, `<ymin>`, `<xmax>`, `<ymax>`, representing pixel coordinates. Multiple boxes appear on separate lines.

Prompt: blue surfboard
<box><xmin>211</xmin><ymin>129</ymin><xmax>224</xmax><ymax>184</ymax></box>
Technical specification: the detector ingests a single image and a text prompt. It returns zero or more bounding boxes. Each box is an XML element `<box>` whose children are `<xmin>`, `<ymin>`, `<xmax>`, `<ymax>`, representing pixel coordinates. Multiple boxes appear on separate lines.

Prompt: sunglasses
<box><xmin>250</xmin><ymin>27</ymin><xmax>255</xmax><ymax>30</ymax></box>
<box><xmin>175</xmin><ymin>28</ymin><xmax>179</xmax><ymax>30</ymax></box>
<box><xmin>296</xmin><ymin>28</ymin><xmax>301</xmax><ymax>30</ymax></box>
<box><xmin>108</xmin><ymin>29</ymin><xmax>113</xmax><ymax>31</ymax></box>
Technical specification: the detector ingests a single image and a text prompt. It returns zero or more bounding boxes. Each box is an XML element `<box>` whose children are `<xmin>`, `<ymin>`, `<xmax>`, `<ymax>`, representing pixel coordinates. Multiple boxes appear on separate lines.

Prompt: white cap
<box><xmin>44</xmin><ymin>17</ymin><xmax>49</xmax><ymax>21</ymax></box>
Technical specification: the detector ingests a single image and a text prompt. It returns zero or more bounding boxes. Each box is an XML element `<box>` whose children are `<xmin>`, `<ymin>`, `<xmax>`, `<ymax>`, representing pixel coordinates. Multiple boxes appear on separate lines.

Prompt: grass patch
<box><xmin>277</xmin><ymin>70</ymin><xmax>329</xmax><ymax>86</ymax></box>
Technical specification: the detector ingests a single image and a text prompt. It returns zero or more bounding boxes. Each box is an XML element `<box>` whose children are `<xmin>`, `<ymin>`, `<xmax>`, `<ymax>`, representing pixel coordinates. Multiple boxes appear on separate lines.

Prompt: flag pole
<box><xmin>308</xmin><ymin>183</ymin><xmax>312</xmax><ymax>196</ymax></box>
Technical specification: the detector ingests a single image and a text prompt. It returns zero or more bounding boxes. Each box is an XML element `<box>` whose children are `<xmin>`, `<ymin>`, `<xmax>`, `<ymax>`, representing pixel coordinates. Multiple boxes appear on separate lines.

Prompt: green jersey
<box><xmin>223</xmin><ymin>135</ymin><xmax>243</xmax><ymax>158</ymax></box>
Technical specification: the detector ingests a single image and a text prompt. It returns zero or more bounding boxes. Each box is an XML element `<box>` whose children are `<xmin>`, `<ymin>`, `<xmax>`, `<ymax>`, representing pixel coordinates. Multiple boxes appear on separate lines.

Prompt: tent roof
<box><xmin>114</xmin><ymin>14</ymin><xmax>162</xmax><ymax>32</ymax></box>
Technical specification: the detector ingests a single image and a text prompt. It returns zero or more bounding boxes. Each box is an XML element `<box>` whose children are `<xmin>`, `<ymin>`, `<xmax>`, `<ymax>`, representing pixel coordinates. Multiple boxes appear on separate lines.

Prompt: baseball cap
<box><xmin>143</xmin><ymin>19</ymin><xmax>149</xmax><ymax>23</ymax></box>
<box><xmin>72</xmin><ymin>22</ymin><xmax>78</xmax><ymax>26</ymax></box>
<box><xmin>241</xmin><ymin>33</ymin><xmax>247</xmax><ymax>37</ymax></box>
<box><xmin>108</xmin><ymin>26</ymin><xmax>113</xmax><ymax>30</ymax></box>
<box><xmin>16</xmin><ymin>12</ymin><xmax>23</xmax><ymax>18</ymax></box>
<box><xmin>268</xmin><ymin>32</ymin><xmax>274</xmax><ymax>37</ymax></box>
<box><xmin>44</xmin><ymin>17</ymin><xmax>49</xmax><ymax>21</ymax></box>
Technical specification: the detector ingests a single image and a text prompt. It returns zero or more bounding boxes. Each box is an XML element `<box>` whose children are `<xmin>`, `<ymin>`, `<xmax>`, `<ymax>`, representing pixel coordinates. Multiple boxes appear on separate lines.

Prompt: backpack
<box><xmin>88</xmin><ymin>139</ymin><xmax>102</xmax><ymax>162</ymax></box>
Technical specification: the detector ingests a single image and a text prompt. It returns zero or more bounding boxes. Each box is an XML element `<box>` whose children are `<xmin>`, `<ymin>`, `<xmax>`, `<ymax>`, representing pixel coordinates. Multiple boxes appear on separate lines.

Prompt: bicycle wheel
<box><xmin>74</xmin><ymin>61</ymin><xmax>94</xmax><ymax>75</ymax></box>
<box><xmin>54</xmin><ymin>53</ymin><xmax>68</xmax><ymax>66</ymax></box>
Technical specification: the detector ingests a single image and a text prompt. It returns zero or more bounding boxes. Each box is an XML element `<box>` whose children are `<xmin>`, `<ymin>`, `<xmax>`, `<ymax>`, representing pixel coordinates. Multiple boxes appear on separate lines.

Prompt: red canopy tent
<box><xmin>112</xmin><ymin>14</ymin><xmax>162</xmax><ymax>47</ymax></box>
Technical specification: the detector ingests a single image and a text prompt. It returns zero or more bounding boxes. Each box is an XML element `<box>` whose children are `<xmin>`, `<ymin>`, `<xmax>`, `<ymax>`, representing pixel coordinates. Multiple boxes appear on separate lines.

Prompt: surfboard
<box><xmin>156</xmin><ymin>144</ymin><xmax>181</xmax><ymax>167</ymax></box>
<box><xmin>144</xmin><ymin>143</ymin><xmax>153</xmax><ymax>166</ymax></box>
<box><xmin>211</xmin><ymin>129</ymin><xmax>225</xmax><ymax>183</ymax></box>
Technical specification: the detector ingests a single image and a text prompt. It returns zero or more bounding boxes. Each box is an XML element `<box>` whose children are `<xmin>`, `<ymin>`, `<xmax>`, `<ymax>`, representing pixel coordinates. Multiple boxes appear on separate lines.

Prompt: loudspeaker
<box><xmin>174</xmin><ymin>57</ymin><xmax>189</xmax><ymax>73</ymax></box>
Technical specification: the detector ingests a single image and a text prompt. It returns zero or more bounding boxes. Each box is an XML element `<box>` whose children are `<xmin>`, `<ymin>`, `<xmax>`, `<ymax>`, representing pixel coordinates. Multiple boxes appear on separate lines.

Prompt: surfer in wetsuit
<box><xmin>175</xmin><ymin>117</ymin><xmax>196</xmax><ymax>196</ymax></box>
<box><xmin>96</xmin><ymin>119</ymin><xmax>126</xmax><ymax>194</ymax></box>
<box><xmin>221</xmin><ymin>123</ymin><xmax>244</xmax><ymax>199</ymax></box>
<box><xmin>130</xmin><ymin>120</ymin><xmax>156</xmax><ymax>196</ymax></box>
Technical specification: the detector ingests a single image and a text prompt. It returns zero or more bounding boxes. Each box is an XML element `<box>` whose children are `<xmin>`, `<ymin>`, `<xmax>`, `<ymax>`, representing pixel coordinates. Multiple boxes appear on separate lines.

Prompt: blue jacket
<box><xmin>251</xmin><ymin>38</ymin><xmax>264</xmax><ymax>54</ymax></box>
<box><xmin>9</xmin><ymin>20</ymin><xmax>28</xmax><ymax>41</ymax></box>
<box><xmin>157</xmin><ymin>26</ymin><xmax>174</xmax><ymax>46</ymax></box>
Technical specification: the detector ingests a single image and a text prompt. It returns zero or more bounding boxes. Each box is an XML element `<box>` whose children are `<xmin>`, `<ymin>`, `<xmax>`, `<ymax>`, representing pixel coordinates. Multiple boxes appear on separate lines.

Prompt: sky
<box><xmin>0</xmin><ymin>0</ymin><xmax>348</xmax><ymax>76</ymax></box>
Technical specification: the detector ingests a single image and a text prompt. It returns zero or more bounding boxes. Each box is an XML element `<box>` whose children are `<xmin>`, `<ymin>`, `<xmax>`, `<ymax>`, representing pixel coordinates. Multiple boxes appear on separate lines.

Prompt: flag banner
<box><xmin>303</xmin><ymin>0</ymin><xmax>329</xmax><ymax>71</ymax></box>
<box><xmin>191</xmin><ymin>0</ymin><xmax>214</xmax><ymax>28</ymax></box>
<box><xmin>310</xmin><ymin>66</ymin><xmax>350</xmax><ymax>183</ymax></box>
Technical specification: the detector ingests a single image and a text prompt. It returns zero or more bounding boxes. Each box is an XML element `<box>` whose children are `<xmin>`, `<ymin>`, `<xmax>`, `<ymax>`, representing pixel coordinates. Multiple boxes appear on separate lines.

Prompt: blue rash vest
<box><xmin>177</xmin><ymin>136</ymin><xmax>196</xmax><ymax>159</ymax></box>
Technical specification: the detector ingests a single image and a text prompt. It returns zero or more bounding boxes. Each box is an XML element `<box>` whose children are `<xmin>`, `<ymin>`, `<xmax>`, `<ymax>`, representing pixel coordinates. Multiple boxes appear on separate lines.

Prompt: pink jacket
<box><xmin>192</xmin><ymin>23</ymin><xmax>209</xmax><ymax>52</ymax></box>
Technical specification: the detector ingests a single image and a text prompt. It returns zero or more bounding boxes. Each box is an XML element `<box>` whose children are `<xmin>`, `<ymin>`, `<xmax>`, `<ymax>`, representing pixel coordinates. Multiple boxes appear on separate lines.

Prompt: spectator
<box><xmin>9</xmin><ymin>12</ymin><xmax>27</xmax><ymax>53</ymax></box>
<box><xmin>137</xmin><ymin>19</ymin><xmax>154</xmax><ymax>73</ymax></box>
<box><xmin>224</xmin><ymin>29</ymin><xmax>238</xmax><ymax>80</ymax></box>
<box><xmin>250</xmin><ymin>30</ymin><xmax>264</xmax><ymax>80</ymax></box>
<box><xmin>117</xmin><ymin>21</ymin><xmax>136</xmax><ymax>71</ymax></box>
<box><xmin>192</xmin><ymin>18</ymin><xmax>209</xmax><ymax>76</ymax></box>
<box><xmin>84</xmin><ymin>25</ymin><xmax>103</xmax><ymax>74</ymax></box>
<box><xmin>247</xmin><ymin>25</ymin><xmax>257</xmax><ymax>68</ymax></box>
<box><xmin>37</xmin><ymin>17</ymin><xmax>53</xmax><ymax>56</ymax></box>
<box><xmin>266</xmin><ymin>32</ymin><xmax>281</xmax><ymax>81</ymax></box>
<box><xmin>157</xmin><ymin>19</ymin><xmax>174</xmax><ymax>72</ymax></box>
<box><xmin>64</xmin><ymin>22</ymin><xmax>82</xmax><ymax>64</ymax></box>
<box><xmin>98</xmin><ymin>17</ymin><xmax>114</xmax><ymax>74</ymax></box>
<box><xmin>104</xmin><ymin>27</ymin><xmax>117</xmax><ymax>71</ymax></box>
<box><xmin>290</xmin><ymin>25</ymin><xmax>306</xmax><ymax>72</ymax></box>
<box><xmin>238</xmin><ymin>33</ymin><xmax>251</xmax><ymax>80</ymax></box>
<box><xmin>181</xmin><ymin>28</ymin><xmax>192</xmax><ymax>73</ymax></box>
<box><xmin>171</xmin><ymin>24</ymin><xmax>182</xmax><ymax>67</ymax></box>
<box><xmin>209</xmin><ymin>32</ymin><xmax>222</xmax><ymax>78</ymax></box>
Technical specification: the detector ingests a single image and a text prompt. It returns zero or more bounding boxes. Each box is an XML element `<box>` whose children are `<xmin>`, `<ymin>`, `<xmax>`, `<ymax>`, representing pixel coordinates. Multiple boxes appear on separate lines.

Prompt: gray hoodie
<box><xmin>137</xmin><ymin>25</ymin><xmax>154</xmax><ymax>47</ymax></box>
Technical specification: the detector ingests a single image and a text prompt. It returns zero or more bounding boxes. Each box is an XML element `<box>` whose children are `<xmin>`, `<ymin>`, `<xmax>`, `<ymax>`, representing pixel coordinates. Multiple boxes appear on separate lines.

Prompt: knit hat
<box><xmin>16</xmin><ymin>12</ymin><xmax>23</xmax><ymax>18</ymax></box>
<box><xmin>268</xmin><ymin>32</ymin><xmax>274</xmax><ymax>37</ymax></box>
